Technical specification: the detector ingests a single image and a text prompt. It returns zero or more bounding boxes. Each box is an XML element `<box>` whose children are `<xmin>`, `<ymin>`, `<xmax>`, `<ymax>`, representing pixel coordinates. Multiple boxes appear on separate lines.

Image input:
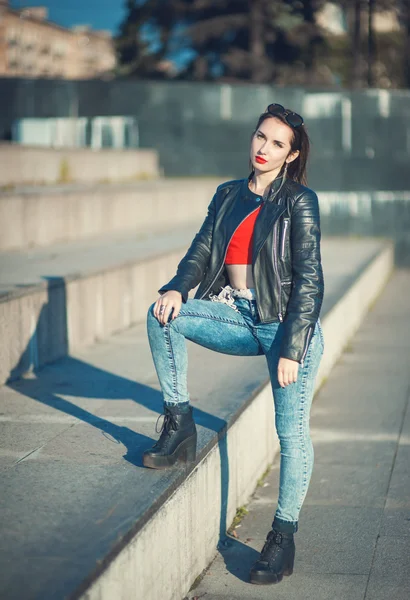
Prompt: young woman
<box><xmin>145</xmin><ymin>103</ymin><xmax>325</xmax><ymax>585</ymax></box>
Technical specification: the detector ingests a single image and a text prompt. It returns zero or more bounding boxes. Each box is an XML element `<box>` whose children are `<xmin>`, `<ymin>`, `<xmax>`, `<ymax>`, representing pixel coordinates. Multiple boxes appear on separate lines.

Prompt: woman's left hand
<box><xmin>277</xmin><ymin>357</ymin><xmax>299</xmax><ymax>388</ymax></box>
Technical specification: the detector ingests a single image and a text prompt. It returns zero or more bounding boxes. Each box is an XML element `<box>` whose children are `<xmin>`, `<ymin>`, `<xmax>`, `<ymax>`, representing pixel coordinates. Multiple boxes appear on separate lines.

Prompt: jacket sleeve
<box><xmin>280</xmin><ymin>189</ymin><xmax>324</xmax><ymax>364</ymax></box>
<box><xmin>157</xmin><ymin>192</ymin><xmax>217</xmax><ymax>303</ymax></box>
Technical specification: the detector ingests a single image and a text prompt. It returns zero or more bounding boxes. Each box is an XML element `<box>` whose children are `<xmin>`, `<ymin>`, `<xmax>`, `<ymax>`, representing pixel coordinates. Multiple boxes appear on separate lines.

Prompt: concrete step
<box><xmin>0</xmin><ymin>239</ymin><xmax>393</xmax><ymax>600</ymax></box>
<box><xmin>0</xmin><ymin>232</ymin><xmax>390</xmax><ymax>386</ymax></box>
<box><xmin>0</xmin><ymin>177</ymin><xmax>221</xmax><ymax>251</ymax></box>
<box><xmin>0</xmin><ymin>144</ymin><xmax>159</xmax><ymax>188</ymax></box>
<box><xmin>0</xmin><ymin>224</ymin><xmax>197</xmax><ymax>385</ymax></box>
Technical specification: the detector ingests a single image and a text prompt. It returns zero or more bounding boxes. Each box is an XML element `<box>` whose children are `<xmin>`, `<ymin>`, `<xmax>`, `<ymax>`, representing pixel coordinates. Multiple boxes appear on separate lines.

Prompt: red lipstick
<box><xmin>255</xmin><ymin>156</ymin><xmax>267</xmax><ymax>164</ymax></box>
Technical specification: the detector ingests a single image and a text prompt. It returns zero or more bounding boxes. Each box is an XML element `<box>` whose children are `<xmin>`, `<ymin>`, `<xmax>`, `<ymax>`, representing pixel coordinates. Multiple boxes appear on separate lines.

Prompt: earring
<box><xmin>284</xmin><ymin>162</ymin><xmax>288</xmax><ymax>176</ymax></box>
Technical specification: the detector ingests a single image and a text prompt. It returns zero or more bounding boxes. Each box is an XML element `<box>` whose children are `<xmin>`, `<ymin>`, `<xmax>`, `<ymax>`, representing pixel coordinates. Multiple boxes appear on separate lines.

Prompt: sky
<box><xmin>9</xmin><ymin>0</ymin><xmax>194</xmax><ymax>69</ymax></box>
<box><xmin>10</xmin><ymin>0</ymin><xmax>126</xmax><ymax>35</ymax></box>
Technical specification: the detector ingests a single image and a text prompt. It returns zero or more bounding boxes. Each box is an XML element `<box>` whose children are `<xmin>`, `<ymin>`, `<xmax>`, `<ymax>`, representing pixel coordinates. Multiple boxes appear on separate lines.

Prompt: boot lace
<box><xmin>154</xmin><ymin>409</ymin><xmax>179</xmax><ymax>436</ymax></box>
<box><xmin>260</xmin><ymin>530</ymin><xmax>283</xmax><ymax>560</ymax></box>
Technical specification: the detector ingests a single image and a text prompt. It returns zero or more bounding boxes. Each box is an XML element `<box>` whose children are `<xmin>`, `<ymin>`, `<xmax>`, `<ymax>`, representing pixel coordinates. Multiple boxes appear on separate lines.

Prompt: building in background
<box><xmin>0</xmin><ymin>0</ymin><xmax>116</xmax><ymax>79</ymax></box>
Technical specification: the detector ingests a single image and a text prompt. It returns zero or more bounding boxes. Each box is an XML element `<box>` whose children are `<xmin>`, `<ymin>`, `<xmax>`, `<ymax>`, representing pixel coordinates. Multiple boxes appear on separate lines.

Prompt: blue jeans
<box><xmin>146</xmin><ymin>293</ymin><xmax>324</xmax><ymax>531</ymax></box>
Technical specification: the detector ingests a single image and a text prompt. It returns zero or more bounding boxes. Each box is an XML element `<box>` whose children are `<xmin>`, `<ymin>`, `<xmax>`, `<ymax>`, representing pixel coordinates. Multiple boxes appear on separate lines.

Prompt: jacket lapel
<box><xmin>252</xmin><ymin>176</ymin><xmax>290</xmax><ymax>262</ymax></box>
<box><xmin>216</xmin><ymin>182</ymin><xmax>262</xmax><ymax>254</ymax></box>
<box><xmin>215</xmin><ymin>177</ymin><xmax>288</xmax><ymax>264</ymax></box>
<box><xmin>252</xmin><ymin>200</ymin><xmax>287</xmax><ymax>263</ymax></box>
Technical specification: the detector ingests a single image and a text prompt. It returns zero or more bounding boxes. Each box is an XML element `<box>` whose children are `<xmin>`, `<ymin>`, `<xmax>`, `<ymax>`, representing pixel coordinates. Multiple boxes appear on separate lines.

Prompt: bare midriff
<box><xmin>225</xmin><ymin>264</ymin><xmax>255</xmax><ymax>290</ymax></box>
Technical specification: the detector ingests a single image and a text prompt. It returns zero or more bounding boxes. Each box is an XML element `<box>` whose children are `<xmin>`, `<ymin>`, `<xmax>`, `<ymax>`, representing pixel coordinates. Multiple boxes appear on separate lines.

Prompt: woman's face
<box><xmin>250</xmin><ymin>116</ymin><xmax>300</xmax><ymax>174</ymax></box>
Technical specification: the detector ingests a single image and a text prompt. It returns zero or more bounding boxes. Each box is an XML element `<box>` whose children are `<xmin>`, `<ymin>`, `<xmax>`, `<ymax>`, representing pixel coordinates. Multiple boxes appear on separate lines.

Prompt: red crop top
<box><xmin>225</xmin><ymin>206</ymin><xmax>262</xmax><ymax>264</ymax></box>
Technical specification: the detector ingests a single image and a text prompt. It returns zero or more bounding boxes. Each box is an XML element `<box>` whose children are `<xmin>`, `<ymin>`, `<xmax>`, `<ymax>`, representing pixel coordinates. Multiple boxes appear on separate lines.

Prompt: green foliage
<box><xmin>115</xmin><ymin>0</ymin><xmax>409</xmax><ymax>88</ymax></box>
<box><xmin>257</xmin><ymin>464</ymin><xmax>272</xmax><ymax>487</ymax></box>
<box><xmin>115</xmin><ymin>0</ymin><xmax>180</xmax><ymax>78</ymax></box>
<box><xmin>227</xmin><ymin>505</ymin><xmax>249</xmax><ymax>534</ymax></box>
<box><xmin>58</xmin><ymin>158</ymin><xmax>71</xmax><ymax>184</ymax></box>
<box><xmin>317</xmin><ymin>30</ymin><xmax>406</xmax><ymax>89</ymax></box>
<box><xmin>115</xmin><ymin>0</ymin><xmax>328</xmax><ymax>83</ymax></box>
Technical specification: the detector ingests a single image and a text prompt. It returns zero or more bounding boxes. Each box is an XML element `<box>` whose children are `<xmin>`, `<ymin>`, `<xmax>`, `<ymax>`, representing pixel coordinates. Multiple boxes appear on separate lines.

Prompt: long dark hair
<box><xmin>248</xmin><ymin>110</ymin><xmax>311</xmax><ymax>186</ymax></box>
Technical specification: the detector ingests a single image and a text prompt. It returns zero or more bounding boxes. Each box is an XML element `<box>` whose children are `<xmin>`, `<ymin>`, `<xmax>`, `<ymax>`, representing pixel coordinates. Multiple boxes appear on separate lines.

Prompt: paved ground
<box><xmin>188</xmin><ymin>269</ymin><xmax>410</xmax><ymax>600</ymax></box>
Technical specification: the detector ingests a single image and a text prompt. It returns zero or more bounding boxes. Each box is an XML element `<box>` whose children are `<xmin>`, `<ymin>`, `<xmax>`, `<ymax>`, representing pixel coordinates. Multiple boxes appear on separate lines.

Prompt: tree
<box><xmin>116</xmin><ymin>0</ymin><xmax>180</xmax><ymax>78</ymax></box>
<box><xmin>174</xmin><ymin>0</ymin><xmax>328</xmax><ymax>84</ymax></box>
<box><xmin>335</xmin><ymin>0</ymin><xmax>401</xmax><ymax>88</ymax></box>
<box><xmin>116</xmin><ymin>0</ymin><xmax>329</xmax><ymax>84</ymax></box>
<box><xmin>399</xmin><ymin>0</ymin><xmax>410</xmax><ymax>87</ymax></box>
<box><xmin>367</xmin><ymin>0</ymin><xmax>375</xmax><ymax>86</ymax></box>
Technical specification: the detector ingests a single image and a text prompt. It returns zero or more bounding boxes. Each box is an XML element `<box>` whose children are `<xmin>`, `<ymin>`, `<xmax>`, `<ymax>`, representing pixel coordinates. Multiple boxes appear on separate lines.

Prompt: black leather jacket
<box><xmin>158</xmin><ymin>174</ymin><xmax>324</xmax><ymax>365</ymax></box>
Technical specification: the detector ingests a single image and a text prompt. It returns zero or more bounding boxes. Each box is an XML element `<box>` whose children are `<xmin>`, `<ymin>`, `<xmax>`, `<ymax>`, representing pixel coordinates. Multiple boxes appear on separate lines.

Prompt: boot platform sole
<box><xmin>250</xmin><ymin>567</ymin><xmax>293</xmax><ymax>585</ymax></box>
<box><xmin>142</xmin><ymin>433</ymin><xmax>197</xmax><ymax>469</ymax></box>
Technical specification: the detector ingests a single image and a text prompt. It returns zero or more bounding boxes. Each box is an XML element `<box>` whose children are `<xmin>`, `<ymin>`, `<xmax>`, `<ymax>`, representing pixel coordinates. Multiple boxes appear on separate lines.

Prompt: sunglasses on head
<box><xmin>266</xmin><ymin>103</ymin><xmax>304</xmax><ymax>128</ymax></box>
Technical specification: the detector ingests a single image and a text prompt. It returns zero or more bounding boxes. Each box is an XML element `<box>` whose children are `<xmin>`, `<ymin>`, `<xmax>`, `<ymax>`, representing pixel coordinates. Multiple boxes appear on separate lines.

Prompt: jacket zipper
<box><xmin>300</xmin><ymin>326</ymin><xmax>314</xmax><ymax>368</ymax></box>
<box><xmin>272</xmin><ymin>220</ymin><xmax>283</xmax><ymax>322</ymax></box>
<box><xmin>199</xmin><ymin>206</ymin><xmax>261</xmax><ymax>301</ymax></box>
<box><xmin>280</xmin><ymin>218</ymin><xmax>289</xmax><ymax>260</ymax></box>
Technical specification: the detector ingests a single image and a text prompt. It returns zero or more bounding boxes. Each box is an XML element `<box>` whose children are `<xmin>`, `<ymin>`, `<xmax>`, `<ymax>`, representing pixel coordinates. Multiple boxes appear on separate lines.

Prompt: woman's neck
<box><xmin>249</xmin><ymin>169</ymin><xmax>282</xmax><ymax>197</ymax></box>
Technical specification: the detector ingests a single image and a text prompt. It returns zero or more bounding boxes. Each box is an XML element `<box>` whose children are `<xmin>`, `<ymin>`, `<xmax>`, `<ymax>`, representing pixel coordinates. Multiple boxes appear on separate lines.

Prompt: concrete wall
<box><xmin>0</xmin><ymin>246</ymin><xmax>185</xmax><ymax>386</ymax></box>
<box><xmin>0</xmin><ymin>178</ymin><xmax>219</xmax><ymax>250</ymax></box>
<box><xmin>82</xmin><ymin>384</ymin><xmax>278</xmax><ymax>600</ymax></box>
<box><xmin>0</xmin><ymin>144</ymin><xmax>159</xmax><ymax>187</ymax></box>
<box><xmin>1</xmin><ymin>78</ymin><xmax>409</xmax><ymax>190</ymax></box>
<box><xmin>316</xmin><ymin>244</ymin><xmax>394</xmax><ymax>388</ymax></box>
<box><xmin>4</xmin><ymin>183</ymin><xmax>410</xmax><ymax>254</ymax></box>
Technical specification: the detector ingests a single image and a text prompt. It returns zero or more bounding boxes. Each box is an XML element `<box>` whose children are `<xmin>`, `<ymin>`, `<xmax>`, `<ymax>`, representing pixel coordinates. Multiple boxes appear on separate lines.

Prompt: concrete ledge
<box><xmin>79</xmin><ymin>385</ymin><xmax>277</xmax><ymax>600</ymax></box>
<box><xmin>0</xmin><ymin>144</ymin><xmax>159</xmax><ymax>188</ymax></box>
<box><xmin>2</xmin><ymin>185</ymin><xmax>407</xmax><ymax>253</ymax></box>
<box><xmin>0</xmin><ymin>238</ymin><xmax>393</xmax><ymax>388</ymax></box>
<box><xmin>316</xmin><ymin>243</ymin><xmax>394</xmax><ymax>389</ymax></box>
<box><xmin>0</xmin><ymin>245</ymin><xmax>189</xmax><ymax>386</ymax></box>
<box><xmin>0</xmin><ymin>178</ymin><xmax>220</xmax><ymax>251</ymax></box>
<box><xmin>78</xmin><ymin>242</ymin><xmax>394</xmax><ymax>600</ymax></box>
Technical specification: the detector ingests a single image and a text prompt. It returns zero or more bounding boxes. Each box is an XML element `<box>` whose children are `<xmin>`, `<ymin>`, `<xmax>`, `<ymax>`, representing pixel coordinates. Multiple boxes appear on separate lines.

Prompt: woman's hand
<box><xmin>153</xmin><ymin>290</ymin><xmax>183</xmax><ymax>325</ymax></box>
<box><xmin>277</xmin><ymin>357</ymin><xmax>299</xmax><ymax>388</ymax></box>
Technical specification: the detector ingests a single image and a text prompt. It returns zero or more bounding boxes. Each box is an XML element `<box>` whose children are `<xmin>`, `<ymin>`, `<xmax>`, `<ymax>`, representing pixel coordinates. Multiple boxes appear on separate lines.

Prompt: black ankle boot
<box><xmin>142</xmin><ymin>404</ymin><xmax>197</xmax><ymax>469</ymax></box>
<box><xmin>249</xmin><ymin>526</ymin><xmax>295</xmax><ymax>585</ymax></box>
